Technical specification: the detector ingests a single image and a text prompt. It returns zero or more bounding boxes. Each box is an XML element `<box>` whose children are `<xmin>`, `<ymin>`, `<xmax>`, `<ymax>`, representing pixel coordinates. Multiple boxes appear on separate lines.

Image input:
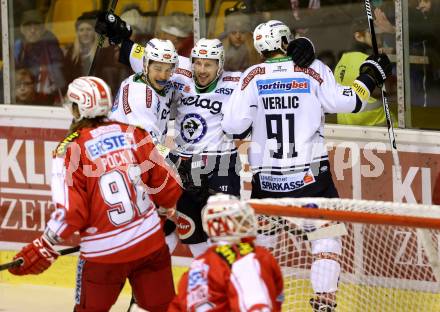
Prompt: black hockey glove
<box><xmin>95</xmin><ymin>11</ymin><xmax>132</xmax><ymax>45</ymax></box>
<box><xmin>178</xmin><ymin>157</ymin><xmax>211</xmax><ymax>203</ymax></box>
<box><xmin>359</xmin><ymin>53</ymin><xmax>392</xmax><ymax>88</ymax></box>
<box><xmin>287</xmin><ymin>37</ymin><xmax>316</xmax><ymax>68</ymax></box>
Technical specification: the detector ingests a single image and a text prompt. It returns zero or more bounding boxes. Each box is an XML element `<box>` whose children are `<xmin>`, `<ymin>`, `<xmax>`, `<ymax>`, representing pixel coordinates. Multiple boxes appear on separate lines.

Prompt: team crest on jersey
<box><xmin>180</xmin><ymin>113</ymin><xmax>207</xmax><ymax>144</ymax></box>
<box><xmin>257</xmin><ymin>78</ymin><xmax>310</xmax><ymax>95</ymax></box>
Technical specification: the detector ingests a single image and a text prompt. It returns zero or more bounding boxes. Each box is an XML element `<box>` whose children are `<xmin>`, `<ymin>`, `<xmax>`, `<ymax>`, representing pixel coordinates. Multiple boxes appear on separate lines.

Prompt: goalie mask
<box><xmin>253</xmin><ymin>20</ymin><xmax>294</xmax><ymax>54</ymax></box>
<box><xmin>191</xmin><ymin>38</ymin><xmax>225</xmax><ymax>80</ymax></box>
<box><xmin>143</xmin><ymin>38</ymin><xmax>179</xmax><ymax>75</ymax></box>
<box><xmin>202</xmin><ymin>194</ymin><xmax>257</xmax><ymax>243</ymax></box>
<box><xmin>66</xmin><ymin>76</ymin><xmax>112</xmax><ymax>120</ymax></box>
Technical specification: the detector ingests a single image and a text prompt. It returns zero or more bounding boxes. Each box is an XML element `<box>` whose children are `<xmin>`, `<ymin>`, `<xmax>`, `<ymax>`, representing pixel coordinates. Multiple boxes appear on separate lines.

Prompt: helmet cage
<box><xmin>202</xmin><ymin>195</ymin><xmax>257</xmax><ymax>242</ymax></box>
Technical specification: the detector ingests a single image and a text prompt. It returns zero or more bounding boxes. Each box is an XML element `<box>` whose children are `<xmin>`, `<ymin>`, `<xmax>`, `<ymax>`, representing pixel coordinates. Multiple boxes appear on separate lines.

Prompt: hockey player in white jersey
<box><xmin>95</xmin><ymin>13</ymin><xmax>318</xmax><ymax>258</ymax></box>
<box><xmin>108</xmin><ymin>38</ymin><xmax>178</xmax><ymax>144</ymax></box>
<box><xmin>120</xmin><ymin>38</ymin><xmax>243</xmax><ymax>257</ymax></box>
<box><xmin>222</xmin><ymin>20</ymin><xmax>392</xmax><ymax>312</ymax></box>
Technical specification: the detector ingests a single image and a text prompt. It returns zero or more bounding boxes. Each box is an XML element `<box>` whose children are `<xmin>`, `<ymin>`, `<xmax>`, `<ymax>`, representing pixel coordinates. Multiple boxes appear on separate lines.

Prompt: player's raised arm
<box><xmin>311</xmin><ymin>52</ymin><xmax>392</xmax><ymax>114</ymax></box>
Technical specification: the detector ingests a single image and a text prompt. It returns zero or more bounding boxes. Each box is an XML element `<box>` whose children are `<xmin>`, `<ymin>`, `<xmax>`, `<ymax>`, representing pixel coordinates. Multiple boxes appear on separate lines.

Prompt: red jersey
<box><xmin>46</xmin><ymin>121</ymin><xmax>182</xmax><ymax>263</ymax></box>
<box><xmin>169</xmin><ymin>242</ymin><xmax>284</xmax><ymax>312</ymax></box>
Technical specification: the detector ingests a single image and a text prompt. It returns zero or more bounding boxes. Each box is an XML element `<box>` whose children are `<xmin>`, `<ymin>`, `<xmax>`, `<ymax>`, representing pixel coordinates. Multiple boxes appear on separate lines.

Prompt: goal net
<box><xmin>248</xmin><ymin>198</ymin><xmax>440</xmax><ymax>312</ymax></box>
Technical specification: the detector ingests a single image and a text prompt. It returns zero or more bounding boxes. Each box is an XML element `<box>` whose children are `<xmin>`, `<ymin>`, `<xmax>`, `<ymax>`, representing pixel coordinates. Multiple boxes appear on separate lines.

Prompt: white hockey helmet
<box><xmin>66</xmin><ymin>76</ymin><xmax>112</xmax><ymax>120</ymax></box>
<box><xmin>202</xmin><ymin>194</ymin><xmax>257</xmax><ymax>243</ymax></box>
<box><xmin>253</xmin><ymin>20</ymin><xmax>294</xmax><ymax>54</ymax></box>
<box><xmin>143</xmin><ymin>38</ymin><xmax>179</xmax><ymax>74</ymax></box>
<box><xmin>191</xmin><ymin>38</ymin><xmax>225</xmax><ymax>78</ymax></box>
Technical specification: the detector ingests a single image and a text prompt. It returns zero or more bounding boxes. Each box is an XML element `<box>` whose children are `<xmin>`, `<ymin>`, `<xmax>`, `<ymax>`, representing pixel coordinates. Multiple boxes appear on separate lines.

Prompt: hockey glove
<box><xmin>8</xmin><ymin>236</ymin><xmax>59</xmax><ymax>275</ymax></box>
<box><xmin>287</xmin><ymin>37</ymin><xmax>316</xmax><ymax>68</ymax></box>
<box><xmin>95</xmin><ymin>12</ymin><xmax>132</xmax><ymax>45</ymax></box>
<box><xmin>178</xmin><ymin>157</ymin><xmax>211</xmax><ymax>203</ymax></box>
<box><xmin>359</xmin><ymin>53</ymin><xmax>392</xmax><ymax>88</ymax></box>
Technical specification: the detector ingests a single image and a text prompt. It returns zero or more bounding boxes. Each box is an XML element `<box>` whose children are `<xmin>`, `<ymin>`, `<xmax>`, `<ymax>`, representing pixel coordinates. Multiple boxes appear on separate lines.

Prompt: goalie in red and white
<box><xmin>169</xmin><ymin>194</ymin><xmax>284</xmax><ymax>312</ymax></box>
<box><xmin>8</xmin><ymin>76</ymin><xmax>182</xmax><ymax>312</ymax></box>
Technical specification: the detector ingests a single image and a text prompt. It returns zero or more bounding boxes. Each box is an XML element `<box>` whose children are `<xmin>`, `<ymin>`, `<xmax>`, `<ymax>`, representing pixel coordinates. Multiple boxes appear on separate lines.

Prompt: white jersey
<box><xmin>109</xmin><ymin>73</ymin><xmax>174</xmax><ymax>144</ymax></box>
<box><xmin>222</xmin><ymin>57</ymin><xmax>368</xmax><ymax>174</ymax></box>
<box><xmin>171</xmin><ymin>69</ymin><xmax>241</xmax><ymax>157</ymax></box>
<box><xmin>127</xmin><ymin>42</ymin><xmax>241</xmax><ymax>157</ymax></box>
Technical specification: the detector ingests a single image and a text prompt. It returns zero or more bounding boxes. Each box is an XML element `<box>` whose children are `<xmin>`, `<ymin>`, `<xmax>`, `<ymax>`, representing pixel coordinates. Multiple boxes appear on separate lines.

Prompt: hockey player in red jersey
<box><xmin>222</xmin><ymin>20</ymin><xmax>392</xmax><ymax>312</ymax></box>
<box><xmin>8</xmin><ymin>76</ymin><xmax>182</xmax><ymax>312</ymax></box>
<box><xmin>169</xmin><ymin>194</ymin><xmax>284</xmax><ymax>312</ymax></box>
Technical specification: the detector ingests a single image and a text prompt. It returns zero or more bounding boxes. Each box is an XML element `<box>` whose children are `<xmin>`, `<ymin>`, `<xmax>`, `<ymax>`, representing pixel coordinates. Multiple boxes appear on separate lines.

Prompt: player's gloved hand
<box><xmin>178</xmin><ymin>157</ymin><xmax>210</xmax><ymax>203</ymax></box>
<box><xmin>359</xmin><ymin>53</ymin><xmax>392</xmax><ymax>88</ymax></box>
<box><xmin>8</xmin><ymin>236</ymin><xmax>59</xmax><ymax>275</ymax></box>
<box><xmin>95</xmin><ymin>11</ymin><xmax>132</xmax><ymax>45</ymax></box>
<box><xmin>286</xmin><ymin>37</ymin><xmax>316</xmax><ymax>68</ymax></box>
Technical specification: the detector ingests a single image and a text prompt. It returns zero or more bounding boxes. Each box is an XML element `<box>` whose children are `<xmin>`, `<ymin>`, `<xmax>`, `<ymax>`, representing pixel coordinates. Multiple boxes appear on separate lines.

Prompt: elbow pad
<box><xmin>351</xmin><ymin>75</ymin><xmax>373</xmax><ymax>113</ymax></box>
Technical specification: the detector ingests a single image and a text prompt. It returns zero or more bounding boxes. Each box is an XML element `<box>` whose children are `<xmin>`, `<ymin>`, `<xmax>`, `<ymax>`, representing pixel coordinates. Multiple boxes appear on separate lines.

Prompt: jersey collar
<box><xmin>265</xmin><ymin>56</ymin><xmax>291</xmax><ymax>63</ymax></box>
<box><xmin>195</xmin><ymin>77</ymin><xmax>219</xmax><ymax>94</ymax></box>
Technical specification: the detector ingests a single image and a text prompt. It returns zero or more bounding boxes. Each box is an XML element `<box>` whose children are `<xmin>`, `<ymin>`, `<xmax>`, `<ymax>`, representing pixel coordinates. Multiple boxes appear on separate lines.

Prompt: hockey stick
<box><xmin>364</xmin><ymin>0</ymin><xmax>401</xmax><ymax>176</ymax></box>
<box><xmin>364</xmin><ymin>1</ymin><xmax>440</xmax><ymax>282</ymax></box>
<box><xmin>88</xmin><ymin>0</ymin><xmax>119</xmax><ymax>75</ymax></box>
<box><xmin>0</xmin><ymin>245</ymin><xmax>80</xmax><ymax>271</ymax></box>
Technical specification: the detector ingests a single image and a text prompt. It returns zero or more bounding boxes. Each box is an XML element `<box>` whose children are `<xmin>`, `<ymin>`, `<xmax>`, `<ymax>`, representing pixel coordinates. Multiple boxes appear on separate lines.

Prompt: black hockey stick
<box><xmin>0</xmin><ymin>245</ymin><xmax>80</xmax><ymax>271</ymax></box>
<box><xmin>88</xmin><ymin>0</ymin><xmax>119</xmax><ymax>75</ymax></box>
<box><xmin>364</xmin><ymin>0</ymin><xmax>401</xmax><ymax>176</ymax></box>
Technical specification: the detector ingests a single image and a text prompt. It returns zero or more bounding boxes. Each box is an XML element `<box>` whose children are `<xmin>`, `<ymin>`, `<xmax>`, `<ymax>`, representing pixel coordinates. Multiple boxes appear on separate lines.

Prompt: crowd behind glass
<box><xmin>3</xmin><ymin>0</ymin><xmax>439</xmax><ymax>130</ymax></box>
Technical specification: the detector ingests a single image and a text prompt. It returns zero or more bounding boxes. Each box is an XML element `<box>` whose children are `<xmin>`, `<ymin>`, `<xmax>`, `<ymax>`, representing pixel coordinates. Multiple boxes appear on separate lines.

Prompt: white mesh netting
<box><xmin>249</xmin><ymin>198</ymin><xmax>440</xmax><ymax>312</ymax></box>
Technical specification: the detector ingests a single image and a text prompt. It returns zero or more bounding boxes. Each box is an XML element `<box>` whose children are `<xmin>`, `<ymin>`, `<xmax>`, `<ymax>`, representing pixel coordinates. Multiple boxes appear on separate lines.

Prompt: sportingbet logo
<box><xmin>257</xmin><ymin>78</ymin><xmax>310</xmax><ymax>95</ymax></box>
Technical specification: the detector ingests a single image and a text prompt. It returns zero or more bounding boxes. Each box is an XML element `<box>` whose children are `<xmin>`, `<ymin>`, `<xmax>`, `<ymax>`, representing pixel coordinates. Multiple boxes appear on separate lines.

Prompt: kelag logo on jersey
<box><xmin>180</xmin><ymin>113</ymin><xmax>207</xmax><ymax>143</ymax></box>
<box><xmin>257</xmin><ymin>78</ymin><xmax>310</xmax><ymax>95</ymax></box>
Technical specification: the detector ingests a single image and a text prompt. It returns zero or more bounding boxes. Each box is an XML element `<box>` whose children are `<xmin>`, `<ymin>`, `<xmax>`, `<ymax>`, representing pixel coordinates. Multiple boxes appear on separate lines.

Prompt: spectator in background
<box><xmin>120</xmin><ymin>6</ymin><xmax>151</xmax><ymax>44</ymax></box>
<box><xmin>221</xmin><ymin>12</ymin><xmax>260</xmax><ymax>71</ymax></box>
<box><xmin>156</xmin><ymin>12</ymin><xmax>193</xmax><ymax>57</ymax></box>
<box><xmin>334</xmin><ymin>17</ymin><xmax>396</xmax><ymax>126</ymax></box>
<box><xmin>375</xmin><ymin>0</ymin><xmax>440</xmax><ymax>108</ymax></box>
<box><xmin>14</xmin><ymin>68</ymin><xmax>52</xmax><ymax>105</ymax></box>
<box><xmin>63</xmin><ymin>11</ymin><xmax>98</xmax><ymax>85</ymax></box>
<box><xmin>14</xmin><ymin>10</ymin><xmax>65</xmax><ymax>103</ymax></box>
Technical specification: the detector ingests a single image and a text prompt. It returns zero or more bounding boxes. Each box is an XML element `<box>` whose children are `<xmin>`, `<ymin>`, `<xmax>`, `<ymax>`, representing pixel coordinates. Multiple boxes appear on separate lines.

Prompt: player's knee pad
<box><xmin>311</xmin><ymin>237</ymin><xmax>342</xmax><ymax>255</ymax></box>
<box><xmin>310</xmin><ymin>259</ymin><xmax>340</xmax><ymax>293</ymax></box>
<box><xmin>188</xmin><ymin>242</ymin><xmax>208</xmax><ymax>257</ymax></box>
<box><xmin>165</xmin><ymin>231</ymin><xmax>179</xmax><ymax>254</ymax></box>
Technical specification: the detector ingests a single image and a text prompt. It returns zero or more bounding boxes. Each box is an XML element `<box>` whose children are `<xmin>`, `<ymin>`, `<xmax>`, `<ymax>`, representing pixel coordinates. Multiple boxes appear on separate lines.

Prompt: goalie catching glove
<box><xmin>95</xmin><ymin>11</ymin><xmax>132</xmax><ymax>45</ymax></box>
<box><xmin>8</xmin><ymin>235</ymin><xmax>59</xmax><ymax>275</ymax></box>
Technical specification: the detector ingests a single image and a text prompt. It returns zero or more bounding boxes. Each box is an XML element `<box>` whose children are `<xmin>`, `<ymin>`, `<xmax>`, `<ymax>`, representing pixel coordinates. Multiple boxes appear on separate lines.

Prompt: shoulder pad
<box><xmin>54</xmin><ymin>131</ymin><xmax>80</xmax><ymax>157</ymax></box>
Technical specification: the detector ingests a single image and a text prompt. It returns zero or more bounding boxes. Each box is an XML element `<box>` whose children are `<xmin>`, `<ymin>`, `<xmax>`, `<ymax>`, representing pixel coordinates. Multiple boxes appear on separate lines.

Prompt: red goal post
<box><xmin>247</xmin><ymin>198</ymin><xmax>440</xmax><ymax>311</ymax></box>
